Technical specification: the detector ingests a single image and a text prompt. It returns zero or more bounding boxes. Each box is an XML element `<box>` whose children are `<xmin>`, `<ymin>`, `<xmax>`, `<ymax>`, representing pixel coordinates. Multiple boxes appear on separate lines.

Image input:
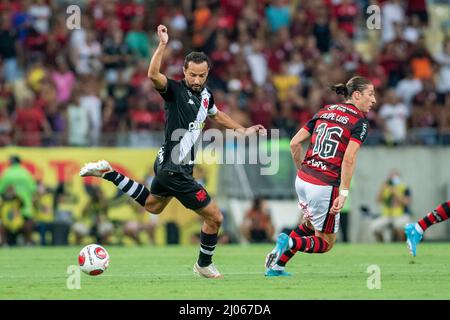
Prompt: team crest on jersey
<box><xmin>203</xmin><ymin>98</ymin><xmax>208</xmax><ymax>109</ymax></box>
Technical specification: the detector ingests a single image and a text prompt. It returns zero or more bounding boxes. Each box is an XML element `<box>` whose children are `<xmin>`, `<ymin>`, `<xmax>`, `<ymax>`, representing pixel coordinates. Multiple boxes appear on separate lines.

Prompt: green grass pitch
<box><xmin>1</xmin><ymin>243</ymin><xmax>449</xmax><ymax>300</ymax></box>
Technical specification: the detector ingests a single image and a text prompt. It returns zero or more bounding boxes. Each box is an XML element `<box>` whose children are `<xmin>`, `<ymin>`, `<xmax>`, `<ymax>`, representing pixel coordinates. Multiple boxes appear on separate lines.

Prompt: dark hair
<box><xmin>331</xmin><ymin>76</ymin><xmax>372</xmax><ymax>99</ymax></box>
<box><xmin>184</xmin><ymin>51</ymin><xmax>211</xmax><ymax>69</ymax></box>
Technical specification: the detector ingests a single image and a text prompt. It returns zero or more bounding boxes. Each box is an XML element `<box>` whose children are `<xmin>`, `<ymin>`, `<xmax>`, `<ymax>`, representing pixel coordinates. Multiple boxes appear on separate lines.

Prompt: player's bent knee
<box><xmin>325</xmin><ymin>236</ymin><xmax>337</xmax><ymax>252</ymax></box>
<box><xmin>305</xmin><ymin>220</ymin><xmax>314</xmax><ymax>230</ymax></box>
<box><xmin>209</xmin><ymin>214</ymin><xmax>223</xmax><ymax>229</ymax></box>
<box><xmin>216</xmin><ymin>215</ymin><xmax>224</xmax><ymax>229</ymax></box>
<box><xmin>145</xmin><ymin>203</ymin><xmax>163</xmax><ymax>215</ymax></box>
<box><xmin>206</xmin><ymin>211</ymin><xmax>223</xmax><ymax>230</ymax></box>
<box><xmin>144</xmin><ymin>195</ymin><xmax>168</xmax><ymax>215</ymax></box>
<box><xmin>324</xmin><ymin>242</ymin><xmax>334</xmax><ymax>252</ymax></box>
<box><xmin>315</xmin><ymin>232</ymin><xmax>336</xmax><ymax>253</ymax></box>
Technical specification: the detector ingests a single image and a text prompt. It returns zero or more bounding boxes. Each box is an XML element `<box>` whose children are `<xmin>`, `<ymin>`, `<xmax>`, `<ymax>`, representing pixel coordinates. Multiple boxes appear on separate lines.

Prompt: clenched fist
<box><xmin>157</xmin><ymin>25</ymin><xmax>169</xmax><ymax>45</ymax></box>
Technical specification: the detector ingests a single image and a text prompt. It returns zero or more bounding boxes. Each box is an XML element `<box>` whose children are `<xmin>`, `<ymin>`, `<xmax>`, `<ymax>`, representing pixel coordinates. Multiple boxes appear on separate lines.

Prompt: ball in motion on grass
<box><xmin>78</xmin><ymin>244</ymin><xmax>110</xmax><ymax>276</ymax></box>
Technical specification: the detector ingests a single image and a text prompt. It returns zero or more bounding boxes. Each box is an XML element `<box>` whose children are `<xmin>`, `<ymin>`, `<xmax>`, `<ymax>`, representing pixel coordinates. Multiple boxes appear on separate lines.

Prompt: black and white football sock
<box><xmin>197</xmin><ymin>231</ymin><xmax>218</xmax><ymax>267</ymax></box>
<box><xmin>103</xmin><ymin>171</ymin><xmax>150</xmax><ymax>207</ymax></box>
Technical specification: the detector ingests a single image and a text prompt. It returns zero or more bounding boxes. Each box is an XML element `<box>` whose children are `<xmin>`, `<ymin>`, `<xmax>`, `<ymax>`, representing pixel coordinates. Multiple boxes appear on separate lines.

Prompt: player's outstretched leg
<box><xmin>404</xmin><ymin>224</ymin><xmax>422</xmax><ymax>257</ymax></box>
<box><xmin>193</xmin><ymin>201</ymin><xmax>223</xmax><ymax>279</ymax></box>
<box><xmin>80</xmin><ymin>160</ymin><xmax>150</xmax><ymax>209</ymax></box>
<box><xmin>265</xmin><ymin>231</ymin><xmax>333</xmax><ymax>277</ymax></box>
<box><xmin>265</xmin><ymin>233</ymin><xmax>291</xmax><ymax>277</ymax></box>
<box><xmin>405</xmin><ymin>201</ymin><xmax>450</xmax><ymax>257</ymax></box>
<box><xmin>265</xmin><ymin>222</ymin><xmax>314</xmax><ymax>270</ymax></box>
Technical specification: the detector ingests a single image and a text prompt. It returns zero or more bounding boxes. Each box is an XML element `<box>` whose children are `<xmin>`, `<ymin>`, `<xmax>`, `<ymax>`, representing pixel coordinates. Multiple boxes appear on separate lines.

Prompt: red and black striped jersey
<box><xmin>298</xmin><ymin>103</ymin><xmax>369</xmax><ymax>186</ymax></box>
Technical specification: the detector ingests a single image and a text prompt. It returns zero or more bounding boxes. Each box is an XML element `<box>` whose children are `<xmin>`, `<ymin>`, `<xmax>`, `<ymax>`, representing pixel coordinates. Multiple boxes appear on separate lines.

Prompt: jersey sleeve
<box><xmin>350</xmin><ymin>118</ymin><xmax>370</xmax><ymax>145</ymax></box>
<box><xmin>156</xmin><ymin>78</ymin><xmax>178</xmax><ymax>102</ymax></box>
<box><xmin>302</xmin><ymin>113</ymin><xmax>319</xmax><ymax>133</ymax></box>
<box><xmin>207</xmin><ymin>93</ymin><xmax>218</xmax><ymax>117</ymax></box>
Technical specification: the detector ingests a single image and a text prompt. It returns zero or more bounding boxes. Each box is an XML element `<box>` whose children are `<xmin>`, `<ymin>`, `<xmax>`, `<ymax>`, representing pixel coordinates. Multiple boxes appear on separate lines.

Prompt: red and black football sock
<box><xmin>276</xmin><ymin>223</ymin><xmax>315</xmax><ymax>267</ymax></box>
<box><xmin>289</xmin><ymin>235</ymin><xmax>329</xmax><ymax>254</ymax></box>
<box><xmin>417</xmin><ymin>201</ymin><xmax>450</xmax><ymax>233</ymax></box>
<box><xmin>103</xmin><ymin>171</ymin><xmax>150</xmax><ymax>207</ymax></box>
<box><xmin>198</xmin><ymin>231</ymin><xmax>218</xmax><ymax>267</ymax></box>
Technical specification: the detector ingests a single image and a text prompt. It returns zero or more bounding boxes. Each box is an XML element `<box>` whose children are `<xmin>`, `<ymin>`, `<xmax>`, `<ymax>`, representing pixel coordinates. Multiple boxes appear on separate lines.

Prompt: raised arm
<box><xmin>210</xmin><ymin>110</ymin><xmax>267</xmax><ymax>136</ymax></box>
<box><xmin>147</xmin><ymin>25</ymin><xmax>169</xmax><ymax>90</ymax></box>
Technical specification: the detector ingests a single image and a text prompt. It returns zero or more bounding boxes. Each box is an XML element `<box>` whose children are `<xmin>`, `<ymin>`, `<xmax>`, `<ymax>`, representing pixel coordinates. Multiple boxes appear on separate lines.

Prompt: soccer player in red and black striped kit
<box><xmin>265</xmin><ymin>76</ymin><xmax>376</xmax><ymax>276</ymax></box>
<box><xmin>80</xmin><ymin>25</ymin><xmax>266</xmax><ymax>279</ymax></box>
<box><xmin>405</xmin><ymin>201</ymin><xmax>450</xmax><ymax>257</ymax></box>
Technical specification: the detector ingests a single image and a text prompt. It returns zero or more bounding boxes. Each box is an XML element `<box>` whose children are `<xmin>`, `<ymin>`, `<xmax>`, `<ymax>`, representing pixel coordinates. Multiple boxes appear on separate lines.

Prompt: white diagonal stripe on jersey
<box><xmin>200</xmin><ymin>247</ymin><xmax>215</xmax><ymax>255</ymax></box>
<box><xmin>126</xmin><ymin>182</ymin><xmax>139</xmax><ymax>196</ymax></box>
<box><xmin>178</xmin><ymin>88</ymin><xmax>210</xmax><ymax>162</ymax></box>
<box><xmin>118</xmin><ymin>177</ymin><xmax>130</xmax><ymax>189</ymax></box>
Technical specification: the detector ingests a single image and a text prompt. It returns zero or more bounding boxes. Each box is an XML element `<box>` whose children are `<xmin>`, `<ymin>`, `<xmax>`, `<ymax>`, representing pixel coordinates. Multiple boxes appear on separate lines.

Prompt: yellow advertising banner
<box><xmin>0</xmin><ymin>147</ymin><xmax>218</xmax><ymax>244</ymax></box>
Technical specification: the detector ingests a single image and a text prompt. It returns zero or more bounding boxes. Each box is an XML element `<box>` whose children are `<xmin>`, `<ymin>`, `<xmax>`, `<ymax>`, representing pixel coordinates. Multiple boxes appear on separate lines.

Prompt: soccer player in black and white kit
<box><xmin>80</xmin><ymin>25</ymin><xmax>266</xmax><ymax>278</ymax></box>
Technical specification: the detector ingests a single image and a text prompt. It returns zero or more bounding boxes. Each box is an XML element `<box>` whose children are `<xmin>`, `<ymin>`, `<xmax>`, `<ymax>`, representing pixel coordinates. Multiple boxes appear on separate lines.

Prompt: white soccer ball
<box><xmin>78</xmin><ymin>244</ymin><xmax>110</xmax><ymax>276</ymax></box>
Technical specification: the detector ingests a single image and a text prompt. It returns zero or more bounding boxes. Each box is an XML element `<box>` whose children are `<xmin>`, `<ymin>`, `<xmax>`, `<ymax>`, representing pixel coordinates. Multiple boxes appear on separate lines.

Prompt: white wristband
<box><xmin>340</xmin><ymin>189</ymin><xmax>349</xmax><ymax>197</ymax></box>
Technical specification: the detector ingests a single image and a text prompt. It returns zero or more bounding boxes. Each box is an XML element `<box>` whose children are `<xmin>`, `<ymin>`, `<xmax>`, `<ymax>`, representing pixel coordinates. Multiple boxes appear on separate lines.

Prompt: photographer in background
<box><xmin>240</xmin><ymin>197</ymin><xmax>274</xmax><ymax>243</ymax></box>
<box><xmin>371</xmin><ymin>170</ymin><xmax>412</xmax><ymax>242</ymax></box>
<box><xmin>0</xmin><ymin>155</ymin><xmax>37</xmax><ymax>245</ymax></box>
<box><xmin>0</xmin><ymin>186</ymin><xmax>25</xmax><ymax>246</ymax></box>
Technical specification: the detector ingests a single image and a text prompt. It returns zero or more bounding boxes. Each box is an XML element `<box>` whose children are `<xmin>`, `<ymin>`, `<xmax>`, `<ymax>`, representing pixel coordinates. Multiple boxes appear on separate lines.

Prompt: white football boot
<box><xmin>79</xmin><ymin>160</ymin><xmax>113</xmax><ymax>178</ymax></box>
<box><xmin>193</xmin><ymin>262</ymin><xmax>223</xmax><ymax>279</ymax></box>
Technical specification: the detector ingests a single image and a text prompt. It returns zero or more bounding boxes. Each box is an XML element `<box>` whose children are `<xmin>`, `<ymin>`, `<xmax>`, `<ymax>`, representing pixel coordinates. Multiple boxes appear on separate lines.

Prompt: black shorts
<box><xmin>151</xmin><ymin>161</ymin><xmax>211</xmax><ymax>210</ymax></box>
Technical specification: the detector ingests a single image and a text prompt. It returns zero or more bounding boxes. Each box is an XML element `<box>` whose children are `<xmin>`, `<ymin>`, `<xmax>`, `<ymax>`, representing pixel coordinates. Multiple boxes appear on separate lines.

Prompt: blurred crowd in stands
<box><xmin>0</xmin><ymin>0</ymin><xmax>449</xmax><ymax>149</ymax></box>
<box><xmin>0</xmin><ymin>154</ymin><xmax>161</xmax><ymax>246</ymax></box>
